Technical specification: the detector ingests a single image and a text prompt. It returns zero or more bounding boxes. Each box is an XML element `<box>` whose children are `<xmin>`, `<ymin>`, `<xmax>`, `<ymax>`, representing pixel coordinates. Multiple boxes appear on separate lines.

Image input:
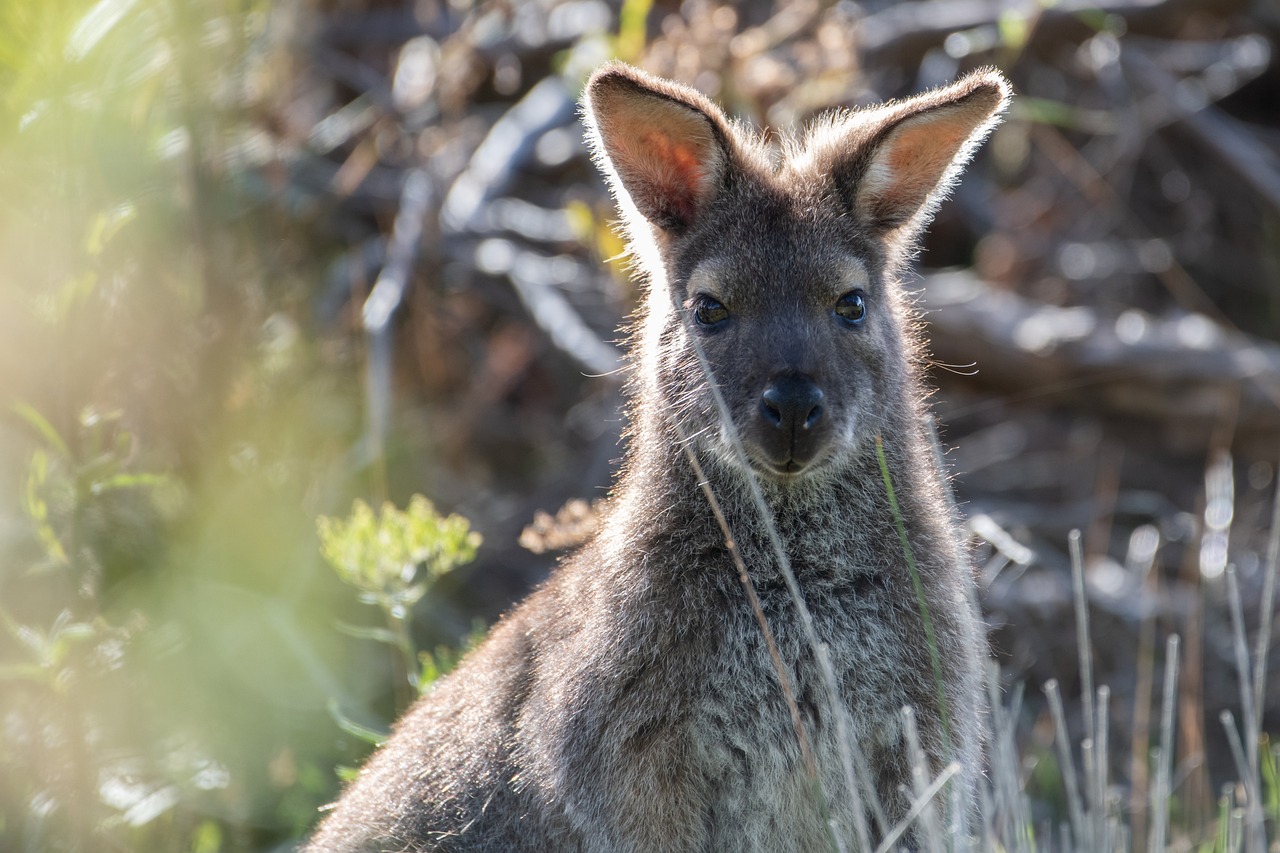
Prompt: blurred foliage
<box><xmin>319</xmin><ymin>496</ymin><xmax>480</xmax><ymax>614</ymax></box>
<box><xmin>319</xmin><ymin>496</ymin><xmax>479</xmax><ymax>697</ymax></box>
<box><xmin>0</xmin><ymin>0</ymin><xmax>374</xmax><ymax>850</ymax></box>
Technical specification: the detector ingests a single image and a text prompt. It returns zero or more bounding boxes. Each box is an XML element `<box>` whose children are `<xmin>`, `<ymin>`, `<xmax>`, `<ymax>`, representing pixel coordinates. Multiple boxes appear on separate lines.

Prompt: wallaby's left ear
<box><xmin>840</xmin><ymin>69</ymin><xmax>1011</xmax><ymax>235</ymax></box>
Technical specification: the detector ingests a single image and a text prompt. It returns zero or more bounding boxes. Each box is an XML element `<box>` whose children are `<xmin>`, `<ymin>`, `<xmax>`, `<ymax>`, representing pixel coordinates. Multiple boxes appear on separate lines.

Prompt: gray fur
<box><xmin>306</xmin><ymin>62</ymin><xmax>1011</xmax><ymax>852</ymax></box>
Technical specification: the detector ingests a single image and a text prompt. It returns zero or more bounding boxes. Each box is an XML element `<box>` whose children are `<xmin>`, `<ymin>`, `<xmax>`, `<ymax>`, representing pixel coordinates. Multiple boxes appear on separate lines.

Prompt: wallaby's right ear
<box><xmin>584</xmin><ymin>63</ymin><xmax>732</xmax><ymax>235</ymax></box>
<box><xmin>832</xmin><ymin>69</ymin><xmax>1011</xmax><ymax>238</ymax></box>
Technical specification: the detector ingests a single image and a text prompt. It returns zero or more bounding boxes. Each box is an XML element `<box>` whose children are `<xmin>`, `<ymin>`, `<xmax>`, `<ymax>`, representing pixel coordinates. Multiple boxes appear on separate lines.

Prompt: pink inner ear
<box><xmin>641</xmin><ymin>131</ymin><xmax>705</xmax><ymax>223</ymax></box>
<box><xmin>886</xmin><ymin>122</ymin><xmax>966</xmax><ymax>176</ymax></box>
<box><xmin>864</xmin><ymin>111</ymin><xmax>980</xmax><ymax>227</ymax></box>
<box><xmin>589</xmin><ymin>74</ymin><xmax>727</xmax><ymax>230</ymax></box>
<box><xmin>610</xmin><ymin>126</ymin><xmax>709</xmax><ymax>228</ymax></box>
<box><xmin>642</xmin><ymin>131</ymin><xmax>705</xmax><ymax>187</ymax></box>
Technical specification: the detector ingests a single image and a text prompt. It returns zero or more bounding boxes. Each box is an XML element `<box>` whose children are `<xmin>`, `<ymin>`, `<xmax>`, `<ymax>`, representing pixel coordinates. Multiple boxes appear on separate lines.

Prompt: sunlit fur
<box><xmin>306</xmin><ymin>62</ymin><xmax>1010</xmax><ymax>852</ymax></box>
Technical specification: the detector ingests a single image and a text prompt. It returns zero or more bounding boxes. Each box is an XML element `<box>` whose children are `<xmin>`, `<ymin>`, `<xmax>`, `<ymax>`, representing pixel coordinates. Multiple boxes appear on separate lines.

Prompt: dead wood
<box><xmin>921</xmin><ymin>269</ymin><xmax>1280</xmax><ymax>459</ymax></box>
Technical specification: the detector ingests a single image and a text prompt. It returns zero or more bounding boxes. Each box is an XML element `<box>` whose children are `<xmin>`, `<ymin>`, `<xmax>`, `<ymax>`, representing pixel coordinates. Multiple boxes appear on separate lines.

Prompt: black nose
<box><xmin>760</xmin><ymin>374</ymin><xmax>825</xmax><ymax>434</ymax></box>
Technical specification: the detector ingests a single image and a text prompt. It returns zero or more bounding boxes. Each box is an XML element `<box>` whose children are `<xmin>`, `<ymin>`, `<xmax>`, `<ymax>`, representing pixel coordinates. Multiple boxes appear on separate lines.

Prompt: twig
<box><xmin>873</xmin><ymin>762</ymin><xmax>963</xmax><ymax>853</ymax></box>
<box><xmin>1148</xmin><ymin>633</ymin><xmax>1180</xmax><ymax>853</ymax></box>
<box><xmin>1070</xmin><ymin>529</ymin><xmax>1096</xmax><ymax>774</ymax></box>
<box><xmin>1225</xmin><ymin>566</ymin><xmax>1265</xmax><ymax>852</ymax></box>
<box><xmin>361</xmin><ymin>168</ymin><xmax>432</xmax><ymax>477</ymax></box>
<box><xmin>1122</xmin><ymin>39</ymin><xmax>1280</xmax><ymax>214</ymax></box>
<box><xmin>472</xmin><ymin>239</ymin><xmax>621</xmax><ymax>377</ymax></box>
<box><xmin>677</xmin><ymin>441</ymin><xmax>831</xmax><ymax>826</ymax></box>
<box><xmin>440</xmin><ymin>77</ymin><xmax>577</xmax><ymax>233</ymax></box>
<box><xmin>1250</xmin><ymin>469</ymin><xmax>1280</xmax><ymax>742</ymax></box>
<box><xmin>1045</xmin><ymin>678</ymin><xmax>1086</xmax><ymax>848</ymax></box>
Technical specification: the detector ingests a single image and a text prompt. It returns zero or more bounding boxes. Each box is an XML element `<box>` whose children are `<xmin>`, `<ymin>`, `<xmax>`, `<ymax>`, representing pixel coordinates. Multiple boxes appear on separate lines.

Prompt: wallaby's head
<box><xmin>584</xmin><ymin>63</ymin><xmax>1009</xmax><ymax>484</ymax></box>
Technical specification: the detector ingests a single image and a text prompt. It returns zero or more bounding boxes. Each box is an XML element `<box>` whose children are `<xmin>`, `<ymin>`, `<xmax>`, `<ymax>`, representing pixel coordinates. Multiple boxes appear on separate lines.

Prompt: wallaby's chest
<box><xmin>656</xmin><ymin>564</ymin><xmax>915</xmax><ymax>846</ymax></box>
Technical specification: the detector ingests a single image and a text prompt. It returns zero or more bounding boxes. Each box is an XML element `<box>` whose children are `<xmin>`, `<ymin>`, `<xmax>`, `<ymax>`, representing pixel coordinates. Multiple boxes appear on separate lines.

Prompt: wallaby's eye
<box><xmin>834</xmin><ymin>290</ymin><xmax>867</xmax><ymax>326</ymax></box>
<box><xmin>692</xmin><ymin>294</ymin><xmax>730</xmax><ymax>328</ymax></box>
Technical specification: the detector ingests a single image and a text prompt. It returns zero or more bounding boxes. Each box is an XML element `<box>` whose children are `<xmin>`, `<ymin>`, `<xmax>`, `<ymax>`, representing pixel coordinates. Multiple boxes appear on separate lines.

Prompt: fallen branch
<box><xmin>921</xmin><ymin>269</ymin><xmax>1280</xmax><ymax>458</ymax></box>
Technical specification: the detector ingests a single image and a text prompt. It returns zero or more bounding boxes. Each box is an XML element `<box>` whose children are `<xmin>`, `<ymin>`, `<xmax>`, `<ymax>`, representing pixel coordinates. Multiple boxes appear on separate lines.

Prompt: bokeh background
<box><xmin>1</xmin><ymin>0</ymin><xmax>1278</xmax><ymax>849</ymax></box>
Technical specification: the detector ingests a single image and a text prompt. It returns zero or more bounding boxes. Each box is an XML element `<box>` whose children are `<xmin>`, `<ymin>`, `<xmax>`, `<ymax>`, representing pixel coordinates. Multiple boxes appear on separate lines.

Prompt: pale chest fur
<box><xmin>571</xmin><ymin>536</ymin><xmax>949</xmax><ymax>851</ymax></box>
<box><xmin>687</xmin><ymin>592</ymin><xmax>912</xmax><ymax>850</ymax></box>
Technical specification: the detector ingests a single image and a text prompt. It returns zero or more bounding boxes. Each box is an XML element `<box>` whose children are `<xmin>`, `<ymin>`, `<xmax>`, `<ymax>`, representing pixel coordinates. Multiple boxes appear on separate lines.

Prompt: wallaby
<box><xmin>307</xmin><ymin>62</ymin><xmax>1010</xmax><ymax>852</ymax></box>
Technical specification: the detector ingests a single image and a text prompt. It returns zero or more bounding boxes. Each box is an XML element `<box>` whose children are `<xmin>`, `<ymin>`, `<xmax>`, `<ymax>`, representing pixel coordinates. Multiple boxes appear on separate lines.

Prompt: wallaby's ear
<box><xmin>837</xmin><ymin>69</ymin><xmax>1011</xmax><ymax>236</ymax></box>
<box><xmin>584</xmin><ymin>62</ymin><xmax>732</xmax><ymax>235</ymax></box>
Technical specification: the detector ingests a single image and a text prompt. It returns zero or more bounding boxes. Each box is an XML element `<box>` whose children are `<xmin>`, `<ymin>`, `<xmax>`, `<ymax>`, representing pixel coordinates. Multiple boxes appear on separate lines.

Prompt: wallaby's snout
<box><xmin>757</xmin><ymin>372</ymin><xmax>826</xmax><ymax>472</ymax></box>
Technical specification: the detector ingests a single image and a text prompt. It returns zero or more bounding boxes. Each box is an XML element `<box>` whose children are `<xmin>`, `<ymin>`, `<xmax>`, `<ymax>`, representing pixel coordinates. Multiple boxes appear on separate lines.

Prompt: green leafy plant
<box><xmin>318</xmin><ymin>495</ymin><xmax>481</xmax><ymax>699</ymax></box>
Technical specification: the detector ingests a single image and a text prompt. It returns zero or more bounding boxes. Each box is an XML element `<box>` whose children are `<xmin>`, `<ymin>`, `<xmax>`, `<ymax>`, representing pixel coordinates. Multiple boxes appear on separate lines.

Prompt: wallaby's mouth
<box><xmin>713</xmin><ymin>425</ymin><xmax>827</xmax><ymax>481</ymax></box>
<box><xmin>773</xmin><ymin>457</ymin><xmax>810</xmax><ymax>476</ymax></box>
<box><xmin>737</xmin><ymin>421</ymin><xmax>833</xmax><ymax>480</ymax></box>
<box><xmin>748</xmin><ymin>450</ymin><xmax>824</xmax><ymax>480</ymax></box>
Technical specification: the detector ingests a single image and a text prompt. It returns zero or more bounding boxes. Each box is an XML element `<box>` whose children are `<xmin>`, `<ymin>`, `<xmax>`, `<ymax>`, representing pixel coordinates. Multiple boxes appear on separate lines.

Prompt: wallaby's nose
<box><xmin>760</xmin><ymin>374</ymin><xmax>825</xmax><ymax>435</ymax></box>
